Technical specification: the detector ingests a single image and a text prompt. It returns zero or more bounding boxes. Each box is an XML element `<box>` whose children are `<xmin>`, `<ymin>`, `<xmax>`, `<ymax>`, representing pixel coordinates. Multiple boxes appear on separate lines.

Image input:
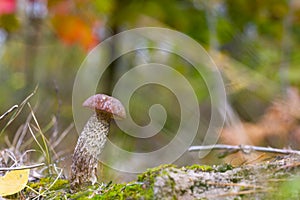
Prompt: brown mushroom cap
<box><xmin>82</xmin><ymin>94</ymin><xmax>126</xmax><ymax>119</ymax></box>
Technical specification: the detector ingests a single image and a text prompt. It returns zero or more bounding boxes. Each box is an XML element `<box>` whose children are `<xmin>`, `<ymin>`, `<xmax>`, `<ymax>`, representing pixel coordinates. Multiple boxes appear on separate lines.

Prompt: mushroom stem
<box><xmin>70</xmin><ymin>94</ymin><xmax>126</xmax><ymax>191</ymax></box>
<box><xmin>70</xmin><ymin>111</ymin><xmax>111</xmax><ymax>191</ymax></box>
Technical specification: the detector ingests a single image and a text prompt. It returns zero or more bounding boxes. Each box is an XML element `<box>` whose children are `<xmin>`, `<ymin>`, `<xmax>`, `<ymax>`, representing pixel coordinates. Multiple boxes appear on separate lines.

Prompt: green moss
<box><xmin>184</xmin><ymin>164</ymin><xmax>213</xmax><ymax>172</ymax></box>
<box><xmin>101</xmin><ymin>182</ymin><xmax>153</xmax><ymax>199</ymax></box>
<box><xmin>137</xmin><ymin>164</ymin><xmax>175</xmax><ymax>183</ymax></box>
<box><xmin>23</xmin><ymin>177</ymin><xmax>70</xmax><ymax>199</ymax></box>
<box><xmin>25</xmin><ymin>171</ymin><xmax>157</xmax><ymax>200</ymax></box>
<box><xmin>19</xmin><ymin>156</ymin><xmax>300</xmax><ymax>199</ymax></box>
<box><xmin>214</xmin><ymin>163</ymin><xmax>233</xmax><ymax>172</ymax></box>
<box><xmin>23</xmin><ymin>161</ymin><xmax>300</xmax><ymax>199</ymax></box>
<box><xmin>50</xmin><ymin>179</ymin><xmax>69</xmax><ymax>190</ymax></box>
<box><xmin>68</xmin><ymin>182</ymin><xmax>153</xmax><ymax>200</ymax></box>
<box><xmin>183</xmin><ymin>163</ymin><xmax>232</xmax><ymax>173</ymax></box>
<box><xmin>69</xmin><ymin>165</ymin><xmax>169</xmax><ymax>200</ymax></box>
<box><xmin>69</xmin><ymin>164</ymin><xmax>176</xmax><ymax>200</ymax></box>
<box><xmin>28</xmin><ymin>177</ymin><xmax>69</xmax><ymax>191</ymax></box>
<box><xmin>68</xmin><ymin>190</ymin><xmax>93</xmax><ymax>199</ymax></box>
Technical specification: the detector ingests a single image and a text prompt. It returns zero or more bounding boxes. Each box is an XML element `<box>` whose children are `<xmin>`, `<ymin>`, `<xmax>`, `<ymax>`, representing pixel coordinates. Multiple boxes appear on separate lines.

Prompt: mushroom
<box><xmin>70</xmin><ymin>94</ymin><xmax>126</xmax><ymax>191</ymax></box>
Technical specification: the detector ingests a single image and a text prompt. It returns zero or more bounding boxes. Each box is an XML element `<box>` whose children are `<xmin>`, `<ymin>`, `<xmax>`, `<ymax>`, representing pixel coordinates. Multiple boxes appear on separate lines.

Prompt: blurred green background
<box><xmin>0</xmin><ymin>0</ymin><xmax>300</xmax><ymax>181</ymax></box>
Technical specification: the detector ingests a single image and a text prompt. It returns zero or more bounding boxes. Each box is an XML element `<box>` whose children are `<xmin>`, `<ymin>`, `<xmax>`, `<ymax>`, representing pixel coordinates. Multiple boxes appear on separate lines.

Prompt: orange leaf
<box><xmin>51</xmin><ymin>15</ymin><xmax>98</xmax><ymax>50</ymax></box>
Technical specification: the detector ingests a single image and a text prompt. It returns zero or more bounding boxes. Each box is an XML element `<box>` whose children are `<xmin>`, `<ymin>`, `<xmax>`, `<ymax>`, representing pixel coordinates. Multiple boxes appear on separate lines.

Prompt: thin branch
<box><xmin>208</xmin><ymin>189</ymin><xmax>270</xmax><ymax>199</ymax></box>
<box><xmin>206</xmin><ymin>181</ymin><xmax>265</xmax><ymax>189</ymax></box>
<box><xmin>0</xmin><ymin>163</ymin><xmax>45</xmax><ymax>171</ymax></box>
<box><xmin>188</xmin><ymin>144</ymin><xmax>300</xmax><ymax>155</ymax></box>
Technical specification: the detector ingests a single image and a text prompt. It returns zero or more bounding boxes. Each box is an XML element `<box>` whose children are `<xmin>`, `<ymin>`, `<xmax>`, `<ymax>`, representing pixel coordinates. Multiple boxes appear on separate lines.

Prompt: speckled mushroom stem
<box><xmin>70</xmin><ymin>111</ymin><xmax>111</xmax><ymax>191</ymax></box>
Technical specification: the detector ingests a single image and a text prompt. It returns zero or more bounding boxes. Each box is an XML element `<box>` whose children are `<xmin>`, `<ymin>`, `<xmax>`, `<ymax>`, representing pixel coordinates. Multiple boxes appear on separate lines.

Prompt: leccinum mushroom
<box><xmin>70</xmin><ymin>94</ymin><xmax>126</xmax><ymax>191</ymax></box>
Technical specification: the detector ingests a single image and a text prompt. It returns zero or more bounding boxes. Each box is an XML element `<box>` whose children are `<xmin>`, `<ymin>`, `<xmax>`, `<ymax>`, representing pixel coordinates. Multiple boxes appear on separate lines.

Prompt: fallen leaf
<box><xmin>0</xmin><ymin>169</ymin><xmax>30</xmax><ymax>196</ymax></box>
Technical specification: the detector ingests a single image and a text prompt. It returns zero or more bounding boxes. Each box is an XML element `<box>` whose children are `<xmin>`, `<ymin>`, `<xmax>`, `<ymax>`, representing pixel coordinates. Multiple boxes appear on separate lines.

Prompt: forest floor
<box><xmin>1</xmin><ymin>154</ymin><xmax>298</xmax><ymax>199</ymax></box>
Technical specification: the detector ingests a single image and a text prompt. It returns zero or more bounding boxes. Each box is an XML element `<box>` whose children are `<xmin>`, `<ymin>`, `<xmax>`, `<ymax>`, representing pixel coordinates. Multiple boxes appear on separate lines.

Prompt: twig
<box><xmin>208</xmin><ymin>189</ymin><xmax>270</xmax><ymax>198</ymax></box>
<box><xmin>277</xmin><ymin>162</ymin><xmax>300</xmax><ymax>170</ymax></box>
<box><xmin>206</xmin><ymin>181</ymin><xmax>264</xmax><ymax>189</ymax></box>
<box><xmin>188</xmin><ymin>144</ymin><xmax>300</xmax><ymax>155</ymax></box>
<box><xmin>0</xmin><ymin>163</ymin><xmax>45</xmax><ymax>171</ymax></box>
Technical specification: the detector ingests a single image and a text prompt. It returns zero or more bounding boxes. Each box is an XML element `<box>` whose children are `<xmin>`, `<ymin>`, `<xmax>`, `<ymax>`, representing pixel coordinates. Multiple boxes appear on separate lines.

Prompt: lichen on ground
<box><xmin>152</xmin><ymin>155</ymin><xmax>300</xmax><ymax>200</ymax></box>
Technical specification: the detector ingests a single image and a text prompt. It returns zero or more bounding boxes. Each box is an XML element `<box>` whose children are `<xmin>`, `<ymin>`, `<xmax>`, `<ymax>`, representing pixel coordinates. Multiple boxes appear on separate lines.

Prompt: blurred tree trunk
<box><xmin>23</xmin><ymin>0</ymin><xmax>47</xmax><ymax>92</ymax></box>
<box><xmin>102</xmin><ymin>0</ymin><xmax>124</xmax><ymax>95</ymax></box>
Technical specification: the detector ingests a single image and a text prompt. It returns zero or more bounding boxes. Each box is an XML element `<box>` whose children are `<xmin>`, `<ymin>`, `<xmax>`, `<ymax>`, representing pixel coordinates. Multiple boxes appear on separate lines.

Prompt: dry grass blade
<box><xmin>3</xmin><ymin>149</ymin><xmax>18</xmax><ymax>166</ymax></box>
<box><xmin>11</xmin><ymin>125</ymin><xmax>24</xmax><ymax>148</ymax></box>
<box><xmin>25</xmin><ymin>185</ymin><xmax>43</xmax><ymax>197</ymax></box>
<box><xmin>49</xmin><ymin>116</ymin><xmax>58</xmax><ymax>143</ymax></box>
<box><xmin>51</xmin><ymin>123</ymin><xmax>74</xmax><ymax>149</ymax></box>
<box><xmin>27</xmin><ymin>102</ymin><xmax>52</xmax><ymax>170</ymax></box>
<box><xmin>27</xmin><ymin>124</ymin><xmax>47</xmax><ymax>161</ymax></box>
<box><xmin>45</xmin><ymin>116</ymin><xmax>57</xmax><ymax>142</ymax></box>
<box><xmin>4</xmin><ymin>135</ymin><xmax>12</xmax><ymax>147</ymax></box>
<box><xmin>0</xmin><ymin>86</ymin><xmax>38</xmax><ymax>136</ymax></box>
<box><xmin>0</xmin><ymin>105</ymin><xmax>18</xmax><ymax>121</ymax></box>
<box><xmin>20</xmin><ymin>114</ymin><xmax>54</xmax><ymax>151</ymax></box>
<box><xmin>32</xmin><ymin>167</ymin><xmax>64</xmax><ymax>200</ymax></box>
<box><xmin>20</xmin><ymin>149</ymin><xmax>37</xmax><ymax>164</ymax></box>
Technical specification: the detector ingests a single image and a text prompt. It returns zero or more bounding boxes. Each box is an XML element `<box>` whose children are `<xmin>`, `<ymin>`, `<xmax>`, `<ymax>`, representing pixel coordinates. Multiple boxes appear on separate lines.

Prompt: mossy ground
<box><xmin>23</xmin><ymin>178</ymin><xmax>152</xmax><ymax>199</ymax></box>
<box><xmin>22</xmin><ymin>165</ymin><xmax>168</xmax><ymax>199</ymax></box>
<box><xmin>4</xmin><ymin>155</ymin><xmax>300</xmax><ymax>199</ymax></box>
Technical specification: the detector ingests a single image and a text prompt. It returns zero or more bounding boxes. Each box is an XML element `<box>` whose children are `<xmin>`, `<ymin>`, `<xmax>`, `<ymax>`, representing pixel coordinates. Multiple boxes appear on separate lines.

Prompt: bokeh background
<box><xmin>0</xmin><ymin>0</ymin><xmax>300</xmax><ymax>182</ymax></box>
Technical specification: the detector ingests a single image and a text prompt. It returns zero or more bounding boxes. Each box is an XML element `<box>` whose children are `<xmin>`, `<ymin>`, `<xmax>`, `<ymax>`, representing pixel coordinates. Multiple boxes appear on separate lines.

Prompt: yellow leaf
<box><xmin>0</xmin><ymin>169</ymin><xmax>30</xmax><ymax>196</ymax></box>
